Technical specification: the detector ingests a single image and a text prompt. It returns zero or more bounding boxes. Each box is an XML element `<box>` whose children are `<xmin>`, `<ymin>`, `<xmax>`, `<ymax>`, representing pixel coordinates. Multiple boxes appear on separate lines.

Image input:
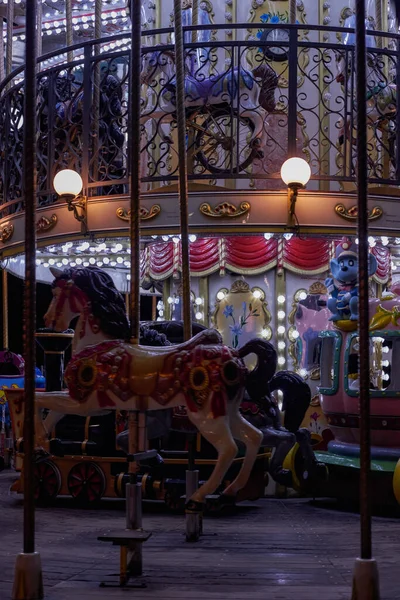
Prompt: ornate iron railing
<box><xmin>0</xmin><ymin>23</ymin><xmax>399</xmax><ymax>218</ymax></box>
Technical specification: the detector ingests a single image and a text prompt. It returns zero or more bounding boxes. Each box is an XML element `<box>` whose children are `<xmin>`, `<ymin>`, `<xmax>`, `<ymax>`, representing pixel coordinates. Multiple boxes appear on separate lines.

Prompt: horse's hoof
<box><xmin>185</xmin><ymin>499</ymin><xmax>204</xmax><ymax>514</ymax></box>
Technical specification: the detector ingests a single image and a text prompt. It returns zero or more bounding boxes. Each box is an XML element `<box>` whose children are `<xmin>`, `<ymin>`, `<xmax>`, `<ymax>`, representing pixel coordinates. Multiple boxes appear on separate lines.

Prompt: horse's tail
<box><xmin>238</xmin><ymin>339</ymin><xmax>277</xmax><ymax>399</ymax></box>
<box><xmin>269</xmin><ymin>371</ymin><xmax>311</xmax><ymax>433</ymax></box>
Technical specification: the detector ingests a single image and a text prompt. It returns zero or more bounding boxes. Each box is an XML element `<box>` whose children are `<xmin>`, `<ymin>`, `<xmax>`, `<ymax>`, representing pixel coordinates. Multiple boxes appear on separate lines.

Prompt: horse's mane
<box><xmin>54</xmin><ymin>267</ymin><xmax>129</xmax><ymax>339</ymax></box>
<box><xmin>54</xmin><ymin>266</ymin><xmax>172</xmax><ymax>346</ymax></box>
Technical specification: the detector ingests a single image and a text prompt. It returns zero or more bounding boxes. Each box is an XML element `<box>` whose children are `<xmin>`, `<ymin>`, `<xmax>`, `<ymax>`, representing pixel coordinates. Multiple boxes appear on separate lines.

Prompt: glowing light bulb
<box><xmin>195</xmin><ymin>297</ymin><xmax>202</xmax><ymax>305</ymax></box>
<box><xmin>264</xmin><ymin>233</ymin><xmax>273</xmax><ymax>240</ymax></box>
<box><xmin>195</xmin><ymin>312</ymin><xmax>203</xmax><ymax>320</ymax></box>
<box><xmin>277</xmin><ymin>325</ymin><xmax>285</xmax><ymax>334</ymax></box>
<box><xmin>382</xmin><ymin>346</ymin><xmax>390</xmax><ymax>353</ymax></box>
<box><xmin>217</xmin><ymin>291</ymin><xmax>226</xmax><ymax>301</ymax></box>
<box><xmin>278</xmin><ymin>310</ymin><xmax>286</xmax><ymax>320</ymax></box>
<box><xmin>189</xmin><ymin>234</ymin><xmax>197</xmax><ymax>242</ymax></box>
<box><xmin>299</xmin><ymin>368</ymin><xmax>308</xmax><ymax>378</ymax></box>
<box><xmin>278</xmin><ymin>341</ymin><xmax>286</xmax><ymax>350</ymax></box>
<box><xmin>261</xmin><ymin>329</ymin><xmax>269</xmax><ymax>338</ymax></box>
<box><xmin>292</xmin><ymin>330</ymin><xmax>300</xmax><ymax>339</ymax></box>
<box><xmin>277</xmin><ymin>295</ymin><xmax>285</xmax><ymax>304</ymax></box>
<box><xmin>277</xmin><ymin>356</ymin><xmax>286</xmax><ymax>366</ymax></box>
<box><xmin>167</xmin><ymin>297</ymin><xmax>173</xmax><ymax>304</ymax></box>
<box><xmin>299</xmin><ymin>292</ymin><xmax>307</xmax><ymax>300</ymax></box>
<box><xmin>253</xmin><ymin>289</ymin><xmax>262</xmax><ymax>299</ymax></box>
<box><xmin>89</xmin><ymin>257</ymin><xmax>96</xmax><ymax>265</ymax></box>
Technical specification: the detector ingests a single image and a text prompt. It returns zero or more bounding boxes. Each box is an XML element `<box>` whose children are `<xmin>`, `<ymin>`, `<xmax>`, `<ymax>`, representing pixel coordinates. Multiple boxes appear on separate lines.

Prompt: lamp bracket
<box><xmin>63</xmin><ymin>194</ymin><xmax>88</xmax><ymax>235</ymax></box>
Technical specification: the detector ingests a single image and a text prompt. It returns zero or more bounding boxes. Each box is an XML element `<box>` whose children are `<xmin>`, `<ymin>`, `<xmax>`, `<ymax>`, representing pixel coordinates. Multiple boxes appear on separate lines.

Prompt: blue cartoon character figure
<box><xmin>325</xmin><ymin>237</ymin><xmax>377</xmax><ymax>322</ymax></box>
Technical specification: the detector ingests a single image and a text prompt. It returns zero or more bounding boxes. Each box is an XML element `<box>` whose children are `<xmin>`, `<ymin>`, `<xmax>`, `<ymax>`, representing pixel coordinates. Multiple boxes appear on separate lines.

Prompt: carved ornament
<box><xmin>0</xmin><ymin>223</ymin><xmax>13</xmax><ymax>243</ymax></box>
<box><xmin>199</xmin><ymin>201</ymin><xmax>250</xmax><ymax>218</ymax></box>
<box><xmin>116</xmin><ymin>205</ymin><xmax>161</xmax><ymax>222</ymax></box>
<box><xmin>36</xmin><ymin>214</ymin><xmax>58</xmax><ymax>233</ymax></box>
<box><xmin>334</xmin><ymin>203</ymin><xmax>383</xmax><ymax>222</ymax></box>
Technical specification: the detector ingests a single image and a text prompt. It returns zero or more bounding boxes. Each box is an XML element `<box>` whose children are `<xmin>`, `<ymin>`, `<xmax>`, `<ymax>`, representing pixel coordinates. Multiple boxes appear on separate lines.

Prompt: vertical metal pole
<box><xmin>2</xmin><ymin>269</ymin><xmax>8</xmax><ymax>349</ymax></box>
<box><xmin>92</xmin><ymin>0</ymin><xmax>102</xmax><ymax>182</ymax></box>
<box><xmin>37</xmin><ymin>0</ymin><xmax>42</xmax><ymax>58</ymax></box>
<box><xmin>351</xmin><ymin>1</ymin><xmax>380</xmax><ymax>597</ymax></box>
<box><xmin>6</xmin><ymin>0</ymin><xmax>14</xmax><ymax>78</ymax></box>
<box><xmin>130</xmin><ymin>0</ymin><xmax>141</xmax><ymax>347</ymax></box>
<box><xmin>125</xmin><ymin>0</ymin><xmax>143</xmax><ymax>545</ymax></box>
<box><xmin>287</xmin><ymin>27</ymin><xmax>298</xmax><ymax>157</ymax></box>
<box><xmin>66</xmin><ymin>0</ymin><xmax>73</xmax><ymax>62</ymax></box>
<box><xmin>289</xmin><ymin>0</ymin><xmax>296</xmax><ymax>24</ymax></box>
<box><xmin>174</xmin><ymin>0</ymin><xmax>199</xmax><ymax>543</ymax></box>
<box><xmin>355</xmin><ymin>0</ymin><xmax>371</xmax><ymax>562</ymax></box>
<box><xmin>173</xmin><ymin>0</ymin><xmax>192</xmax><ymax>342</ymax></box>
<box><xmin>12</xmin><ymin>0</ymin><xmax>43</xmax><ymax>597</ymax></box>
<box><xmin>23</xmin><ymin>0</ymin><xmax>38</xmax><ymax>558</ymax></box>
<box><xmin>0</xmin><ymin>18</ymin><xmax>4</xmax><ymax>83</ymax></box>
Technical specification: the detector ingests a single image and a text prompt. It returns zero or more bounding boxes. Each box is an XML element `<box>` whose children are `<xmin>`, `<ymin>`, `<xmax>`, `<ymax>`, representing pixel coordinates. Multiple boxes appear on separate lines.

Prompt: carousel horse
<box><xmin>242</xmin><ymin>370</ymin><xmax>326</xmax><ymax>488</ymax></box>
<box><xmin>36</xmin><ymin>266</ymin><xmax>274</xmax><ymax>510</ymax></box>
<box><xmin>140</xmin><ymin>49</ymin><xmax>278</xmax><ymax>157</ymax></box>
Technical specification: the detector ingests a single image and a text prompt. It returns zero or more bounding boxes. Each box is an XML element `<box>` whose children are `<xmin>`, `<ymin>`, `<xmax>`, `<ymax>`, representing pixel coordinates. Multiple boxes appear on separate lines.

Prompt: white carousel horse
<box><xmin>35</xmin><ymin>266</ymin><xmax>274</xmax><ymax>509</ymax></box>
<box><xmin>140</xmin><ymin>49</ymin><xmax>278</xmax><ymax>155</ymax></box>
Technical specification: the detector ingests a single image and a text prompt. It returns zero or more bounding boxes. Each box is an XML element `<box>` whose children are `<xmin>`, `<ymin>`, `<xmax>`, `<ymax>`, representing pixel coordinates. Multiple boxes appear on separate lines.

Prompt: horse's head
<box><xmin>141</xmin><ymin>49</ymin><xmax>175</xmax><ymax>85</ymax></box>
<box><xmin>44</xmin><ymin>266</ymin><xmax>129</xmax><ymax>339</ymax></box>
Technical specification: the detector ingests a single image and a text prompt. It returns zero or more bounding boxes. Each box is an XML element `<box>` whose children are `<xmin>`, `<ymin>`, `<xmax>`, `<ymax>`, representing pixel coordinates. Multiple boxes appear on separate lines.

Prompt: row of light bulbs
<box><xmin>264</xmin><ymin>233</ymin><xmax>399</xmax><ymax>246</ymax></box>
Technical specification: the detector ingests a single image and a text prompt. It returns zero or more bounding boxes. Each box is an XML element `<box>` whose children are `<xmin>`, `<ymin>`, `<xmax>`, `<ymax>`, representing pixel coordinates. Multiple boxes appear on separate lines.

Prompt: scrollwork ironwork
<box><xmin>199</xmin><ymin>201</ymin><xmax>250</xmax><ymax>218</ymax></box>
<box><xmin>116</xmin><ymin>205</ymin><xmax>161</xmax><ymax>221</ymax></box>
<box><xmin>36</xmin><ymin>214</ymin><xmax>58</xmax><ymax>233</ymax></box>
<box><xmin>0</xmin><ymin>223</ymin><xmax>14</xmax><ymax>243</ymax></box>
<box><xmin>334</xmin><ymin>203</ymin><xmax>383</xmax><ymax>221</ymax></box>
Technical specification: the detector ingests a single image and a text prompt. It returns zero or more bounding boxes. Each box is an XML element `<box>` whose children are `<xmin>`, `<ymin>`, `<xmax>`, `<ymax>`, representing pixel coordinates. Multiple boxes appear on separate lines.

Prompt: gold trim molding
<box><xmin>334</xmin><ymin>203</ymin><xmax>383</xmax><ymax>222</ymax></box>
<box><xmin>36</xmin><ymin>214</ymin><xmax>57</xmax><ymax>233</ymax></box>
<box><xmin>116</xmin><ymin>205</ymin><xmax>161</xmax><ymax>222</ymax></box>
<box><xmin>0</xmin><ymin>223</ymin><xmax>13</xmax><ymax>243</ymax></box>
<box><xmin>199</xmin><ymin>201</ymin><xmax>250</xmax><ymax>218</ymax></box>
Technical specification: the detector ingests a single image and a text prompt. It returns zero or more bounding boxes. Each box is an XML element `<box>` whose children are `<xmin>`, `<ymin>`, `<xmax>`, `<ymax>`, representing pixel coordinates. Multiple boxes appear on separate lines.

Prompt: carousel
<box><xmin>1</xmin><ymin>0</ymin><xmax>400</xmax><ymax>515</ymax></box>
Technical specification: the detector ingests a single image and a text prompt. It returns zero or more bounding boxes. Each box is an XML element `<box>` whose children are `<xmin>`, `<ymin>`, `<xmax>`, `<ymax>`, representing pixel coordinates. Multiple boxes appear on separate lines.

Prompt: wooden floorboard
<box><xmin>1</xmin><ymin>470</ymin><xmax>400</xmax><ymax>599</ymax></box>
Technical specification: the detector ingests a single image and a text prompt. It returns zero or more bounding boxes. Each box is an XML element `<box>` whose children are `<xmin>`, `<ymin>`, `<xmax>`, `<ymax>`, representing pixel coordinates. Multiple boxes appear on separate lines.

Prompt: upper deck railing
<box><xmin>0</xmin><ymin>23</ymin><xmax>399</xmax><ymax>219</ymax></box>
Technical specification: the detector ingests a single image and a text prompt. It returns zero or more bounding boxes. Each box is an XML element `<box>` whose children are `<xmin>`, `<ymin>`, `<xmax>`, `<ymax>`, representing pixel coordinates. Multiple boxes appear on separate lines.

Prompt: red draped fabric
<box><xmin>225</xmin><ymin>237</ymin><xmax>278</xmax><ymax>272</ymax></box>
<box><xmin>283</xmin><ymin>238</ymin><xmax>331</xmax><ymax>274</ymax></box>
<box><xmin>142</xmin><ymin>236</ymin><xmax>390</xmax><ymax>282</ymax></box>
<box><xmin>189</xmin><ymin>238</ymin><xmax>220</xmax><ymax>274</ymax></box>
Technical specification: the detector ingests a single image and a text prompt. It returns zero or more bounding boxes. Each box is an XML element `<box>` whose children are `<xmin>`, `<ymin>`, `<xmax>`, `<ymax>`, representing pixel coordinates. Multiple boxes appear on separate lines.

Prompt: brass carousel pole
<box><xmin>12</xmin><ymin>0</ymin><xmax>43</xmax><ymax>597</ymax></box>
<box><xmin>126</xmin><ymin>0</ymin><xmax>142</xmax><ymax>546</ymax></box>
<box><xmin>66</xmin><ymin>0</ymin><xmax>73</xmax><ymax>63</ymax></box>
<box><xmin>351</xmin><ymin>0</ymin><xmax>380</xmax><ymax>597</ymax></box>
<box><xmin>173</xmin><ymin>0</ymin><xmax>199</xmax><ymax>543</ymax></box>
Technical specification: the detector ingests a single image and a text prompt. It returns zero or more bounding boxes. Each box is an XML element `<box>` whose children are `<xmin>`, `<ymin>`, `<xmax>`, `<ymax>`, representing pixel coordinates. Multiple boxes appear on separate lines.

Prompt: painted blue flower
<box><xmin>230</xmin><ymin>324</ymin><xmax>243</xmax><ymax>336</ymax></box>
<box><xmin>260</xmin><ymin>13</ymin><xmax>270</xmax><ymax>23</ymax></box>
<box><xmin>223</xmin><ymin>305</ymin><xmax>234</xmax><ymax>318</ymax></box>
<box><xmin>270</xmin><ymin>15</ymin><xmax>280</xmax><ymax>24</ymax></box>
<box><xmin>242</xmin><ymin>301</ymin><xmax>247</xmax><ymax>312</ymax></box>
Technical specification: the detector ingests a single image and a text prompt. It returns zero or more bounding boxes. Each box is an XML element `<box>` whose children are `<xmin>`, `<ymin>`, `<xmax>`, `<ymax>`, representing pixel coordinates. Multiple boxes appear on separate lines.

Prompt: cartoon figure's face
<box><xmin>330</xmin><ymin>253</ymin><xmax>377</xmax><ymax>283</ymax></box>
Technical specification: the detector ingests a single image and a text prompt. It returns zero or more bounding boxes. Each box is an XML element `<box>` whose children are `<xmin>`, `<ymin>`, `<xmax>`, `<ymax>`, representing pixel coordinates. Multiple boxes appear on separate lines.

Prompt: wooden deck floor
<box><xmin>1</xmin><ymin>470</ymin><xmax>400</xmax><ymax>599</ymax></box>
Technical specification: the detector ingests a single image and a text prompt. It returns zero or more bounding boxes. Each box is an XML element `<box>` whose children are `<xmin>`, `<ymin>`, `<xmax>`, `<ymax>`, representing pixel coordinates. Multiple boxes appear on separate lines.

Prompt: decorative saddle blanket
<box><xmin>64</xmin><ymin>339</ymin><xmax>244</xmax><ymax>418</ymax></box>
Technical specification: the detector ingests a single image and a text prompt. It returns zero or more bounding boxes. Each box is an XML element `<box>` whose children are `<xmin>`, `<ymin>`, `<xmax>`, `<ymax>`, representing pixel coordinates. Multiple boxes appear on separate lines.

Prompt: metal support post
<box><xmin>351</xmin><ymin>0</ymin><xmax>380</xmax><ymax>597</ymax></box>
<box><xmin>125</xmin><ymin>0</ymin><xmax>146</xmax><ymax>580</ymax></box>
<box><xmin>173</xmin><ymin>0</ymin><xmax>200</xmax><ymax>542</ymax></box>
<box><xmin>12</xmin><ymin>0</ymin><xmax>43</xmax><ymax>597</ymax></box>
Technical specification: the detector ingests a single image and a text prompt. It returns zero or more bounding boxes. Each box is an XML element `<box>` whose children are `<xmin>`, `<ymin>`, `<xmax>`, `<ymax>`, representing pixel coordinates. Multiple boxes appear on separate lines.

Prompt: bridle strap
<box><xmin>54</xmin><ymin>279</ymin><xmax>95</xmax><ymax>338</ymax></box>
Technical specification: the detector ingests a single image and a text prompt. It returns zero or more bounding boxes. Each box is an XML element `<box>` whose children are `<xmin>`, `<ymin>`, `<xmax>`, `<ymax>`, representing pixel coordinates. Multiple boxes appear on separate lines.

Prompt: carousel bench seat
<box><xmin>98</xmin><ymin>529</ymin><xmax>152</xmax><ymax>587</ymax></box>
